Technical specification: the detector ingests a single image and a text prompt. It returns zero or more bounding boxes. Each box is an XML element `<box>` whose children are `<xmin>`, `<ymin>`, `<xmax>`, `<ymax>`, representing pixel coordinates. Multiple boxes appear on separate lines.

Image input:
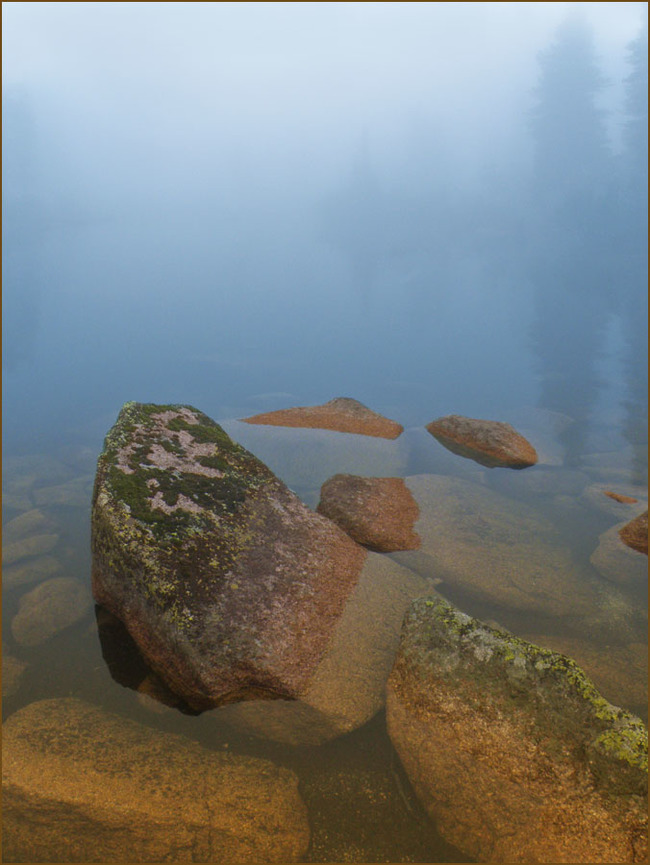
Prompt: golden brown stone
<box><xmin>2</xmin><ymin>698</ymin><xmax>310</xmax><ymax>863</ymax></box>
<box><xmin>317</xmin><ymin>475</ymin><xmax>420</xmax><ymax>552</ymax></box>
<box><xmin>387</xmin><ymin>598</ymin><xmax>648</xmax><ymax>864</ymax></box>
<box><xmin>241</xmin><ymin>397</ymin><xmax>403</xmax><ymax>439</ymax></box>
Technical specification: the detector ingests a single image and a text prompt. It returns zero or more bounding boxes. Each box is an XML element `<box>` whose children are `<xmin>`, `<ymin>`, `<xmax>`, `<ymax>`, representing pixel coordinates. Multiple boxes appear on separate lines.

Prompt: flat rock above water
<box><xmin>241</xmin><ymin>397</ymin><xmax>404</xmax><ymax>439</ymax></box>
<box><xmin>426</xmin><ymin>414</ymin><xmax>538</xmax><ymax>468</ymax></box>
<box><xmin>387</xmin><ymin>597</ymin><xmax>648</xmax><ymax>863</ymax></box>
<box><xmin>2</xmin><ymin>698</ymin><xmax>310</xmax><ymax>863</ymax></box>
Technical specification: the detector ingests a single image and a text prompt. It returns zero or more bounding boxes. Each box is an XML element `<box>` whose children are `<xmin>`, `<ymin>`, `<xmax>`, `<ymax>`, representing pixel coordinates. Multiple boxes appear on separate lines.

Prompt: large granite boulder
<box><xmin>241</xmin><ymin>396</ymin><xmax>403</xmax><ymax>439</ymax></box>
<box><xmin>390</xmin><ymin>474</ymin><xmax>602</xmax><ymax>617</ymax></box>
<box><xmin>91</xmin><ymin>402</ymin><xmax>431</xmax><ymax>741</ymax></box>
<box><xmin>316</xmin><ymin>474</ymin><xmax>421</xmax><ymax>552</ymax></box>
<box><xmin>387</xmin><ymin>597</ymin><xmax>648</xmax><ymax>863</ymax></box>
<box><xmin>426</xmin><ymin>414</ymin><xmax>538</xmax><ymax>468</ymax></box>
<box><xmin>2</xmin><ymin>698</ymin><xmax>309</xmax><ymax>863</ymax></box>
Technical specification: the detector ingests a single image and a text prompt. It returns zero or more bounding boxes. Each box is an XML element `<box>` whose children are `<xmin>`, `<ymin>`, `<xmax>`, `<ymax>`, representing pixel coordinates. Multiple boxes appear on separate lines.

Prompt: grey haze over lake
<box><xmin>3</xmin><ymin>2</ymin><xmax>647</xmax><ymax>461</ymax></box>
<box><xmin>2</xmin><ymin>4</ymin><xmax>648</xmax><ymax>860</ymax></box>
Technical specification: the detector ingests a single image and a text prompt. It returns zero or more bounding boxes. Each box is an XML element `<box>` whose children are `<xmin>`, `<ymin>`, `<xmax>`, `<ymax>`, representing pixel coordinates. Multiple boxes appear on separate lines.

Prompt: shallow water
<box><xmin>2</xmin><ymin>401</ymin><xmax>647</xmax><ymax>862</ymax></box>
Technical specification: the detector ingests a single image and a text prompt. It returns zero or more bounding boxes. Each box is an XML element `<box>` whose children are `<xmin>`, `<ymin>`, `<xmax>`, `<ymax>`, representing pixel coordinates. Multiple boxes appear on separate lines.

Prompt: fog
<box><xmin>2</xmin><ymin>2</ymin><xmax>648</xmax><ymax>472</ymax></box>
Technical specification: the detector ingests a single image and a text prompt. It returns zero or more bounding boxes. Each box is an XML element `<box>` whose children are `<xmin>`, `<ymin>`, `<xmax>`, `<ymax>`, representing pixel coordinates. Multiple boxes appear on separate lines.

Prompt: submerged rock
<box><xmin>391</xmin><ymin>474</ymin><xmax>601</xmax><ymax>617</ymax></box>
<box><xmin>581</xmin><ymin>483</ymin><xmax>648</xmax><ymax>519</ymax></box>
<box><xmin>2</xmin><ymin>650</ymin><xmax>27</xmax><ymax>698</ymax></box>
<box><xmin>2</xmin><ymin>533</ymin><xmax>59</xmax><ymax>567</ymax></box>
<box><xmin>386</xmin><ymin>597</ymin><xmax>648</xmax><ymax>863</ymax></box>
<box><xmin>2</xmin><ymin>508</ymin><xmax>55</xmax><ymax>545</ymax></box>
<box><xmin>426</xmin><ymin>414</ymin><xmax>538</xmax><ymax>468</ymax></box>
<box><xmin>241</xmin><ymin>397</ymin><xmax>403</xmax><ymax>439</ymax></box>
<box><xmin>91</xmin><ymin>402</ymin><xmax>430</xmax><ymax>740</ymax></box>
<box><xmin>316</xmin><ymin>474</ymin><xmax>421</xmax><ymax>552</ymax></box>
<box><xmin>11</xmin><ymin>577</ymin><xmax>92</xmax><ymax>647</ymax></box>
<box><xmin>619</xmin><ymin>511</ymin><xmax>648</xmax><ymax>556</ymax></box>
<box><xmin>2</xmin><ymin>555</ymin><xmax>63</xmax><ymax>591</ymax></box>
<box><xmin>2</xmin><ymin>698</ymin><xmax>309</xmax><ymax>863</ymax></box>
<box><xmin>214</xmin><ymin>552</ymin><xmax>431</xmax><ymax>744</ymax></box>
<box><xmin>591</xmin><ymin>521</ymin><xmax>649</xmax><ymax>585</ymax></box>
<box><xmin>33</xmin><ymin>476</ymin><xmax>94</xmax><ymax>509</ymax></box>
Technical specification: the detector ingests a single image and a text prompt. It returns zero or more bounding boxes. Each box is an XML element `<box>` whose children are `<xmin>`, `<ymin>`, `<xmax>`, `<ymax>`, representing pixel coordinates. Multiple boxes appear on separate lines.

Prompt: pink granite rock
<box><xmin>317</xmin><ymin>474</ymin><xmax>420</xmax><ymax>552</ymax></box>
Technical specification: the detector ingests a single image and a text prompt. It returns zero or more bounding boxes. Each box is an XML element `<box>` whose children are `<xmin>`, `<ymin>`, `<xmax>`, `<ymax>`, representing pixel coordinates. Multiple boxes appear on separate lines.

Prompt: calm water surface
<box><xmin>2</xmin><ymin>213</ymin><xmax>647</xmax><ymax>860</ymax></box>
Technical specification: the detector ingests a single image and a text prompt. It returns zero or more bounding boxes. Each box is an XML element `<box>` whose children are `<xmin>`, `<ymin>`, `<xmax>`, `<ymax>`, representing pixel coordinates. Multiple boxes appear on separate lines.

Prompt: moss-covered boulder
<box><xmin>91</xmin><ymin>403</ymin><xmax>429</xmax><ymax>739</ymax></box>
<box><xmin>2</xmin><ymin>698</ymin><xmax>309</xmax><ymax>863</ymax></box>
<box><xmin>387</xmin><ymin>597</ymin><xmax>648</xmax><ymax>863</ymax></box>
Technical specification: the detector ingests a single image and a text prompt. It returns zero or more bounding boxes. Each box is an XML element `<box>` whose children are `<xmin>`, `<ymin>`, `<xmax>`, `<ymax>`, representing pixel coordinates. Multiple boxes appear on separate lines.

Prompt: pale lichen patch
<box><xmin>146</xmin><ymin>441</ymin><xmax>224</xmax><ymax>477</ymax></box>
<box><xmin>149</xmin><ymin>492</ymin><xmax>205</xmax><ymax>515</ymax></box>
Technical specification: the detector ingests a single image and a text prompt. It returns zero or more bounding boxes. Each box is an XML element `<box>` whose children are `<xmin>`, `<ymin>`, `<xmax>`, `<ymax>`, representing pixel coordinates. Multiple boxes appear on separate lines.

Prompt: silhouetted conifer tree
<box><xmin>618</xmin><ymin>26</ymin><xmax>648</xmax><ymax>484</ymax></box>
<box><xmin>527</xmin><ymin>19</ymin><xmax>616</xmax><ymax>463</ymax></box>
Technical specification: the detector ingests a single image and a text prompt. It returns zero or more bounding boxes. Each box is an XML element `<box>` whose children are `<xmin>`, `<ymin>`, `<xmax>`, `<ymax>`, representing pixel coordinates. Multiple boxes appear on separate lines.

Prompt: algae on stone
<box><xmin>387</xmin><ymin>597</ymin><xmax>648</xmax><ymax>863</ymax></box>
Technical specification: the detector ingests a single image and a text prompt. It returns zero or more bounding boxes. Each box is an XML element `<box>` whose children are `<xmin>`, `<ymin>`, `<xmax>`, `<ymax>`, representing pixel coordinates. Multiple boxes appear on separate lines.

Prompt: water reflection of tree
<box><xmin>618</xmin><ymin>29</ymin><xmax>648</xmax><ymax>485</ymax></box>
<box><xmin>2</xmin><ymin>89</ymin><xmax>44</xmax><ymax>371</ymax></box>
<box><xmin>527</xmin><ymin>19</ymin><xmax>647</xmax><ymax>479</ymax></box>
<box><xmin>318</xmin><ymin>135</ymin><xmax>388</xmax><ymax>305</ymax></box>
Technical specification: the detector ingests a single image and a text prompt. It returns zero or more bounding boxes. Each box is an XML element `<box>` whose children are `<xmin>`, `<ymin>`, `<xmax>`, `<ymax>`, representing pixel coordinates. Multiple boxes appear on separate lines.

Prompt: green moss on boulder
<box><xmin>387</xmin><ymin>597</ymin><xmax>648</xmax><ymax>862</ymax></box>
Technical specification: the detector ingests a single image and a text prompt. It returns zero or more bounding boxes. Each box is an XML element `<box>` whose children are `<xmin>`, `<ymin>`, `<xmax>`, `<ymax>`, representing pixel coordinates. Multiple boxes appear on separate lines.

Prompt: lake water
<box><xmin>3</xmin><ymin>206</ymin><xmax>647</xmax><ymax>862</ymax></box>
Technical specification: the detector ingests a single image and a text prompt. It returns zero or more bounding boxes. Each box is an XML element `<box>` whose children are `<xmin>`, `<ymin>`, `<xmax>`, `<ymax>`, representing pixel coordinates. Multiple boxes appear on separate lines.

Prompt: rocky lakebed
<box><xmin>2</xmin><ymin>398</ymin><xmax>648</xmax><ymax>863</ymax></box>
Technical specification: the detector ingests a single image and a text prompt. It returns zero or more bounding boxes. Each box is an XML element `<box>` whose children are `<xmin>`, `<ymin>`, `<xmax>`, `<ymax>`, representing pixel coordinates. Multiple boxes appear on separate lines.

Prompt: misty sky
<box><xmin>2</xmin><ymin>2</ymin><xmax>647</xmax><ymax>452</ymax></box>
<box><xmin>3</xmin><ymin>2</ymin><xmax>647</xmax><ymax>201</ymax></box>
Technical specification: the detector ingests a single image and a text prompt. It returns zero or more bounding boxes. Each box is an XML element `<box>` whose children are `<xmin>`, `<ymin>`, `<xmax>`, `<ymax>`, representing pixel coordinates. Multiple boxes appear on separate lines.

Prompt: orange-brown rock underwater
<box><xmin>2</xmin><ymin>698</ymin><xmax>310</xmax><ymax>863</ymax></box>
